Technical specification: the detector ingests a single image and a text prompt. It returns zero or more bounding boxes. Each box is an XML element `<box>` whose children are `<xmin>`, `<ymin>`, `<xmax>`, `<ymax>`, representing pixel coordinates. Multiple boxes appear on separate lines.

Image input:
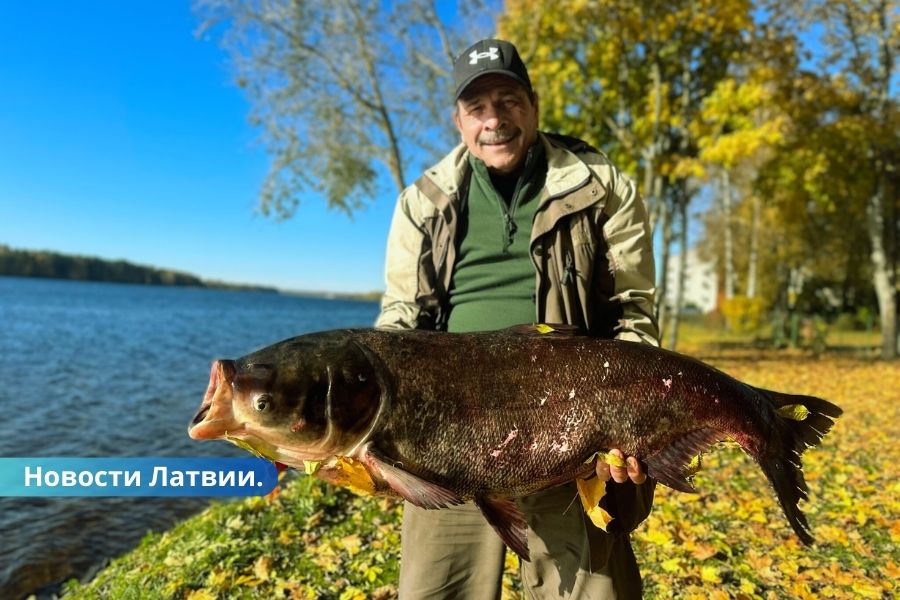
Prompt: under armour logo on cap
<box><xmin>453</xmin><ymin>39</ymin><xmax>532</xmax><ymax>101</ymax></box>
<box><xmin>469</xmin><ymin>47</ymin><xmax>500</xmax><ymax>64</ymax></box>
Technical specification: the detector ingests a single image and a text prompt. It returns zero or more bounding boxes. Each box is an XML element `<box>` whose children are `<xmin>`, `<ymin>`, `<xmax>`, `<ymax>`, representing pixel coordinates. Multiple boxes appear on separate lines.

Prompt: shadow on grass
<box><xmin>688</xmin><ymin>340</ymin><xmax>881</xmax><ymax>364</ymax></box>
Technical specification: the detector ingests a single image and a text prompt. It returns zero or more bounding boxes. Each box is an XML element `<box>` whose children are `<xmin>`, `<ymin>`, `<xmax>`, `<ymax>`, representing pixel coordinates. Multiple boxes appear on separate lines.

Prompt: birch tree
<box><xmin>195</xmin><ymin>0</ymin><xmax>495</xmax><ymax>216</ymax></box>
<box><xmin>791</xmin><ymin>0</ymin><xmax>899</xmax><ymax>358</ymax></box>
<box><xmin>499</xmin><ymin>0</ymin><xmax>754</xmax><ymax>341</ymax></box>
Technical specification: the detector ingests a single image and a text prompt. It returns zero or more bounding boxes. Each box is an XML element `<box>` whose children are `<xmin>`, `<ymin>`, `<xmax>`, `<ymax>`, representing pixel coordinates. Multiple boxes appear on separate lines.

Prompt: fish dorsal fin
<box><xmin>505</xmin><ymin>323</ymin><xmax>585</xmax><ymax>336</ymax></box>
<box><xmin>644</xmin><ymin>427</ymin><xmax>723</xmax><ymax>493</ymax></box>
<box><xmin>474</xmin><ymin>496</ymin><xmax>530</xmax><ymax>562</ymax></box>
<box><xmin>363</xmin><ymin>448</ymin><xmax>463</xmax><ymax>509</ymax></box>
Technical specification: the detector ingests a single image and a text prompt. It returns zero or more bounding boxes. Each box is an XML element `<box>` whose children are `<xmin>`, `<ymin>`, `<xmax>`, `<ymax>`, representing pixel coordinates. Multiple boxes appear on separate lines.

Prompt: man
<box><xmin>376</xmin><ymin>38</ymin><xmax>658</xmax><ymax>600</ymax></box>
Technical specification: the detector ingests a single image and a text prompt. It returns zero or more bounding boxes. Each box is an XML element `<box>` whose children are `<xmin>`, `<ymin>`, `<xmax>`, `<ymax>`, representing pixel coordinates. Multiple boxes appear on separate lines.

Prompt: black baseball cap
<box><xmin>453</xmin><ymin>39</ymin><xmax>532</xmax><ymax>102</ymax></box>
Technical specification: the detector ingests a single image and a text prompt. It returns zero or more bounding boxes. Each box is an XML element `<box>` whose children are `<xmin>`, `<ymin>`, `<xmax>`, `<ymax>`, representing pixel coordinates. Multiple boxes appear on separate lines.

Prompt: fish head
<box><xmin>188</xmin><ymin>332</ymin><xmax>384</xmax><ymax>467</ymax></box>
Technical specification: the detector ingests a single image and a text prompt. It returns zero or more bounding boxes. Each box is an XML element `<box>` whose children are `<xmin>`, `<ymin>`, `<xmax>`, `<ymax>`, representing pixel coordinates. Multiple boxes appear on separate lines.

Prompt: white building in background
<box><xmin>664</xmin><ymin>249</ymin><xmax>718</xmax><ymax>314</ymax></box>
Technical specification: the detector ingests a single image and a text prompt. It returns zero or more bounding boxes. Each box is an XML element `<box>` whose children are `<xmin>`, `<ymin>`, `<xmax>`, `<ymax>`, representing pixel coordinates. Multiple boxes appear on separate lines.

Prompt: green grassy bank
<box><xmin>62</xmin><ymin>327</ymin><xmax>897</xmax><ymax>599</ymax></box>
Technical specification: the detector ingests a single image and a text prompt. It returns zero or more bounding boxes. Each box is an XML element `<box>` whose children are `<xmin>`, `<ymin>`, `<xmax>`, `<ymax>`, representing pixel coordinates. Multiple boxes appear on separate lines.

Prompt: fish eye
<box><xmin>254</xmin><ymin>394</ymin><xmax>273</xmax><ymax>412</ymax></box>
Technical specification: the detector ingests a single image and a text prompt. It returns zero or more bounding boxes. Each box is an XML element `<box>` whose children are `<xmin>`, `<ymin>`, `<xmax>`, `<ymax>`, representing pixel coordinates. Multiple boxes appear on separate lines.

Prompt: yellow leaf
<box><xmin>661</xmin><ymin>557</ymin><xmax>681</xmax><ymax>573</ymax></box>
<box><xmin>854</xmin><ymin>582</ymin><xmax>884</xmax><ymax>599</ymax></box>
<box><xmin>575</xmin><ymin>477</ymin><xmax>614</xmax><ymax>530</ymax></box>
<box><xmin>777</xmin><ymin>404</ymin><xmax>810</xmax><ymax>421</ymax></box>
<box><xmin>700</xmin><ymin>565</ymin><xmax>722</xmax><ymax>584</ymax></box>
<box><xmin>303</xmin><ymin>460</ymin><xmax>321</xmax><ymax>475</ymax></box>
<box><xmin>206</xmin><ymin>568</ymin><xmax>228</xmax><ymax>589</ymax></box>
<box><xmin>339</xmin><ymin>534</ymin><xmax>363</xmax><ymax>556</ymax></box>
<box><xmin>225</xmin><ymin>432</ymin><xmax>277</xmax><ymax>461</ymax></box>
<box><xmin>601</xmin><ymin>451</ymin><xmax>626</xmax><ymax>468</ymax></box>
<box><xmin>186</xmin><ymin>590</ymin><xmax>218</xmax><ymax>600</ymax></box>
<box><xmin>690</xmin><ymin>543</ymin><xmax>717</xmax><ymax>560</ymax></box>
<box><xmin>339</xmin><ymin>588</ymin><xmax>367</xmax><ymax>600</ymax></box>
<box><xmin>253</xmin><ymin>556</ymin><xmax>272</xmax><ymax>582</ymax></box>
<box><xmin>885</xmin><ymin>560</ymin><xmax>900</xmax><ymax>579</ymax></box>
<box><xmin>504</xmin><ymin>551</ymin><xmax>520</xmax><ymax>572</ymax></box>
<box><xmin>359</xmin><ymin>564</ymin><xmax>383</xmax><ymax>583</ymax></box>
<box><xmin>278</xmin><ymin>528</ymin><xmax>296</xmax><ymax>545</ymax></box>
<box><xmin>323</xmin><ymin>456</ymin><xmax>376</xmax><ymax>495</ymax></box>
<box><xmin>685</xmin><ymin>453</ymin><xmax>703</xmax><ymax>476</ymax></box>
<box><xmin>232</xmin><ymin>574</ymin><xmax>261</xmax><ymax>587</ymax></box>
<box><xmin>644</xmin><ymin>528</ymin><xmax>674</xmax><ymax>547</ymax></box>
<box><xmin>534</xmin><ymin>323</ymin><xmax>556</xmax><ymax>334</ymax></box>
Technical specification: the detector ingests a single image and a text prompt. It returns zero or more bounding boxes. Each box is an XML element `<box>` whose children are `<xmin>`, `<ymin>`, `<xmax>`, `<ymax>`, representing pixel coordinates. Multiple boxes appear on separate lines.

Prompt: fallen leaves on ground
<box><xmin>632</xmin><ymin>348</ymin><xmax>898</xmax><ymax>599</ymax></box>
<box><xmin>62</xmin><ymin>347</ymin><xmax>898</xmax><ymax>599</ymax></box>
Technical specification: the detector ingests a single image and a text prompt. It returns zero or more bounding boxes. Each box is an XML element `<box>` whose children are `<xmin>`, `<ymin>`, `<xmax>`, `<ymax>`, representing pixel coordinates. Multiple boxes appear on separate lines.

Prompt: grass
<box><xmin>62</xmin><ymin>476</ymin><xmax>403</xmax><ymax>600</ymax></box>
<box><xmin>632</xmin><ymin>347</ymin><xmax>898</xmax><ymax>599</ymax></box>
<box><xmin>62</xmin><ymin>324</ymin><xmax>898</xmax><ymax>599</ymax></box>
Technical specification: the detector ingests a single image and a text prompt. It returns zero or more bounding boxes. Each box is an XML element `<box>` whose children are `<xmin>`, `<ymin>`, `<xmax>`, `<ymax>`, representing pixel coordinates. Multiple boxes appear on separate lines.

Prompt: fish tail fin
<box><xmin>757</xmin><ymin>389</ymin><xmax>842</xmax><ymax>545</ymax></box>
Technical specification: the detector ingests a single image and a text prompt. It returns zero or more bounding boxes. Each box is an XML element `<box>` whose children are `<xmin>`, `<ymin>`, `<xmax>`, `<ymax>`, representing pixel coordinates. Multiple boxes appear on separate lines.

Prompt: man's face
<box><xmin>454</xmin><ymin>74</ymin><xmax>539</xmax><ymax>175</ymax></box>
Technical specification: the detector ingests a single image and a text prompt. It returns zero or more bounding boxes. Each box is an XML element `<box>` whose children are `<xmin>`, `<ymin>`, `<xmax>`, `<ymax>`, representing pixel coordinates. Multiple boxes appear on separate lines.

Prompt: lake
<box><xmin>0</xmin><ymin>276</ymin><xmax>381</xmax><ymax>599</ymax></box>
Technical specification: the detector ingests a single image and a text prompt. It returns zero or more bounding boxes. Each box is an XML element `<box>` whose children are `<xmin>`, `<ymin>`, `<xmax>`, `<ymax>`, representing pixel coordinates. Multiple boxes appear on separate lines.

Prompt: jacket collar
<box><xmin>419</xmin><ymin>143</ymin><xmax>469</xmax><ymax>210</ymax></box>
<box><xmin>538</xmin><ymin>133</ymin><xmax>596</xmax><ymax>200</ymax></box>
<box><xmin>420</xmin><ymin>132</ymin><xmax>605</xmax><ymax>218</ymax></box>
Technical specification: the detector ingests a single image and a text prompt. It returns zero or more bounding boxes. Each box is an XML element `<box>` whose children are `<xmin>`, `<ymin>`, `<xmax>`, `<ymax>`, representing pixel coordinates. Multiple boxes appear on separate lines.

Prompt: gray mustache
<box><xmin>478</xmin><ymin>128</ymin><xmax>520</xmax><ymax>145</ymax></box>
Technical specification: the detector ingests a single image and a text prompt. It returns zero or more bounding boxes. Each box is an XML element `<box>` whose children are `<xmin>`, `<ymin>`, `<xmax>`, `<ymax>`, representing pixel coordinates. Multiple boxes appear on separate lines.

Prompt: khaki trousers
<box><xmin>398</xmin><ymin>483</ymin><xmax>618</xmax><ymax>600</ymax></box>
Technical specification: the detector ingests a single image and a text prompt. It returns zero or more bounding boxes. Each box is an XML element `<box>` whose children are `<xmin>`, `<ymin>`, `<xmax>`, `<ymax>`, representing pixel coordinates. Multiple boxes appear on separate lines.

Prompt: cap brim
<box><xmin>454</xmin><ymin>70</ymin><xmax>531</xmax><ymax>102</ymax></box>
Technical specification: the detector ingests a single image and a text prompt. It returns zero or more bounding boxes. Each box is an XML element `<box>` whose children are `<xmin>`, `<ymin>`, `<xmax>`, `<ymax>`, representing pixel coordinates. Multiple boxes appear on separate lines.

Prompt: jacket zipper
<box><xmin>529</xmin><ymin>173</ymin><xmax>594</xmax><ymax>320</ymax></box>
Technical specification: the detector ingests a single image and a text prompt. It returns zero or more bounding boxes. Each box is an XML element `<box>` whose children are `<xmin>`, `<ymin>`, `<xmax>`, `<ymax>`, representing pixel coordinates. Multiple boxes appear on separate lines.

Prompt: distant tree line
<box><xmin>0</xmin><ymin>245</ymin><xmax>274</xmax><ymax>291</ymax></box>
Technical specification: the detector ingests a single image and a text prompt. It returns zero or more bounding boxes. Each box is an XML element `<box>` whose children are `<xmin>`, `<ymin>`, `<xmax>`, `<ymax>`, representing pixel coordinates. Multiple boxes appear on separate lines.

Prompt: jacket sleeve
<box><xmin>601</xmin><ymin>169</ymin><xmax>659</xmax><ymax>347</ymax></box>
<box><xmin>603</xmin><ymin>478</ymin><xmax>656</xmax><ymax>535</ymax></box>
<box><xmin>596</xmin><ymin>164</ymin><xmax>659</xmax><ymax>532</ymax></box>
<box><xmin>375</xmin><ymin>187</ymin><xmax>430</xmax><ymax>330</ymax></box>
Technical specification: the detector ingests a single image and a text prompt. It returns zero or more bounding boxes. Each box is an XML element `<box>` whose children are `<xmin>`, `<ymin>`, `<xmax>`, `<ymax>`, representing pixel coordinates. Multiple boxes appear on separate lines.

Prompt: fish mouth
<box><xmin>188</xmin><ymin>414</ymin><xmax>236</xmax><ymax>440</ymax></box>
<box><xmin>190</xmin><ymin>402</ymin><xmax>211</xmax><ymax>428</ymax></box>
<box><xmin>188</xmin><ymin>359</ymin><xmax>238</xmax><ymax>440</ymax></box>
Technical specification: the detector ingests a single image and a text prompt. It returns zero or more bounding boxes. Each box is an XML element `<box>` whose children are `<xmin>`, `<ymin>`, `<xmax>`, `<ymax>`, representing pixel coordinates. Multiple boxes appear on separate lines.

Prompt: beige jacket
<box><xmin>376</xmin><ymin>132</ymin><xmax>659</xmax><ymax>598</ymax></box>
<box><xmin>376</xmin><ymin>132</ymin><xmax>659</xmax><ymax>346</ymax></box>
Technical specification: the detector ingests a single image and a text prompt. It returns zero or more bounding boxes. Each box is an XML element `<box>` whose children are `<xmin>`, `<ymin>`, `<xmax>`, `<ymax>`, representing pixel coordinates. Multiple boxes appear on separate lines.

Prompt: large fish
<box><xmin>188</xmin><ymin>326</ymin><xmax>841</xmax><ymax>559</ymax></box>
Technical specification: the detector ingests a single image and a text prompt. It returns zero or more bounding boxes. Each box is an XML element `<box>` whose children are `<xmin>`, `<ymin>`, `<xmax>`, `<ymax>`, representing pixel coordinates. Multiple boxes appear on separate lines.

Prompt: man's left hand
<box><xmin>596</xmin><ymin>448</ymin><xmax>647</xmax><ymax>485</ymax></box>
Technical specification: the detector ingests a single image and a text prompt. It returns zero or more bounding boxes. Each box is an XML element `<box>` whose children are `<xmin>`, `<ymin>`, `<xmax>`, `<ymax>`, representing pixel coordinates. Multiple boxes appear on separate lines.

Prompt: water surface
<box><xmin>0</xmin><ymin>277</ymin><xmax>380</xmax><ymax>598</ymax></box>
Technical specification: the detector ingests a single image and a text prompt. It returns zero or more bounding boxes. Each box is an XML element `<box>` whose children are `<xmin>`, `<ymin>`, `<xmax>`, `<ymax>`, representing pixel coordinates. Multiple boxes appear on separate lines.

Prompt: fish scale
<box><xmin>188</xmin><ymin>325</ymin><xmax>842</xmax><ymax>560</ymax></box>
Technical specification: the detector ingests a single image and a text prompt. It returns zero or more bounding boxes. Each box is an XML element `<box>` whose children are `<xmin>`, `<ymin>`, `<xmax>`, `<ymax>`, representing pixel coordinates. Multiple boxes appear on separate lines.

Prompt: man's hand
<box><xmin>596</xmin><ymin>449</ymin><xmax>647</xmax><ymax>485</ymax></box>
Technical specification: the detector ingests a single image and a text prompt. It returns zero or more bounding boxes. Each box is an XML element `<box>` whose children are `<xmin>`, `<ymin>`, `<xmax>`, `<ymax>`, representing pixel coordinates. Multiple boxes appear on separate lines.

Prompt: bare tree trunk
<box><xmin>669</xmin><ymin>194</ymin><xmax>689</xmax><ymax>351</ymax></box>
<box><xmin>868</xmin><ymin>0</ymin><xmax>898</xmax><ymax>359</ymax></box>
<box><xmin>656</xmin><ymin>196</ymin><xmax>673</xmax><ymax>341</ymax></box>
<box><xmin>643</xmin><ymin>156</ymin><xmax>658</xmax><ymax>230</ymax></box>
<box><xmin>721</xmin><ymin>170</ymin><xmax>736</xmax><ymax>300</ymax></box>
<box><xmin>667</xmin><ymin>49</ymin><xmax>692</xmax><ymax>350</ymax></box>
<box><xmin>348</xmin><ymin>1</ymin><xmax>406</xmax><ymax>191</ymax></box>
<box><xmin>644</xmin><ymin>59</ymin><xmax>664</xmax><ymax>232</ymax></box>
<box><xmin>747</xmin><ymin>194</ymin><xmax>761</xmax><ymax>299</ymax></box>
<box><xmin>787</xmin><ymin>266</ymin><xmax>805</xmax><ymax>348</ymax></box>
<box><xmin>868</xmin><ymin>184</ymin><xmax>898</xmax><ymax>359</ymax></box>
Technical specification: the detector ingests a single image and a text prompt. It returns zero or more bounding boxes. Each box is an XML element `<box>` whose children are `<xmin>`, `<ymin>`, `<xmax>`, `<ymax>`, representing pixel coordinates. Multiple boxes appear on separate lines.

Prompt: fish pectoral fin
<box><xmin>474</xmin><ymin>496</ymin><xmax>530</xmax><ymax>562</ymax></box>
<box><xmin>364</xmin><ymin>450</ymin><xmax>462</xmax><ymax>509</ymax></box>
<box><xmin>645</xmin><ymin>427</ymin><xmax>722</xmax><ymax>493</ymax></box>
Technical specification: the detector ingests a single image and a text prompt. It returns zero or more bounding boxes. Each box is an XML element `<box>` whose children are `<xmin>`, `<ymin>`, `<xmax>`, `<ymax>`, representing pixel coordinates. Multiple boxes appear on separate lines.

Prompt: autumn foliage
<box><xmin>62</xmin><ymin>341</ymin><xmax>898</xmax><ymax>599</ymax></box>
<box><xmin>631</xmin><ymin>345</ymin><xmax>897</xmax><ymax>599</ymax></box>
<box><xmin>498</xmin><ymin>0</ymin><xmax>899</xmax><ymax>357</ymax></box>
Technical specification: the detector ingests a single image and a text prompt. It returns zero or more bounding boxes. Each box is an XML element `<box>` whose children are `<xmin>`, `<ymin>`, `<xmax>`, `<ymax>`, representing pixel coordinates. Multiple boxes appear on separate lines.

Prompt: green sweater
<box><xmin>447</xmin><ymin>144</ymin><xmax>548</xmax><ymax>333</ymax></box>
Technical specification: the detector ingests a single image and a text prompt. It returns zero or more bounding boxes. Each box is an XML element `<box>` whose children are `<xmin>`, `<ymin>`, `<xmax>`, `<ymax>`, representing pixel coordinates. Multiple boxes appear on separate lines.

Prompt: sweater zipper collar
<box><xmin>472</xmin><ymin>144</ymin><xmax>542</xmax><ymax>253</ymax></box>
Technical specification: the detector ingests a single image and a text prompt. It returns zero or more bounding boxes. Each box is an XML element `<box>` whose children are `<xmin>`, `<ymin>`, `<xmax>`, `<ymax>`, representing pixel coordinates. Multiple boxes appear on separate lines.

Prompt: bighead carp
<box><xmin>188</xmin><ymin>326</ymin><xmax>841</xmax><ymax>560</ymax></box>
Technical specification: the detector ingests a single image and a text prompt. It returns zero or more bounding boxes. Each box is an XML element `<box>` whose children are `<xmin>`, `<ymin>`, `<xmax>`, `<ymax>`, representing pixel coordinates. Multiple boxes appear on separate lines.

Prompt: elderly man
<box><xmin>376</xmin><ymin>38</ymin><xmax>658</xmax><ymax>600</ymax></box>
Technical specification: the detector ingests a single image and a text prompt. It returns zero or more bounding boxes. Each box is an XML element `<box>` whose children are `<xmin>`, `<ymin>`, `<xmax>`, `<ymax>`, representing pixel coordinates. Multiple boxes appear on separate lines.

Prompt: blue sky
<box><xmin>1</xmin><ymin>4</ymin><xmax>872</xmax><ymax>294</ymax></box>
<box><xmin>0</xmin><ymin>2</ymin><xmax>400</xmax><ymax>293</ymax></box>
